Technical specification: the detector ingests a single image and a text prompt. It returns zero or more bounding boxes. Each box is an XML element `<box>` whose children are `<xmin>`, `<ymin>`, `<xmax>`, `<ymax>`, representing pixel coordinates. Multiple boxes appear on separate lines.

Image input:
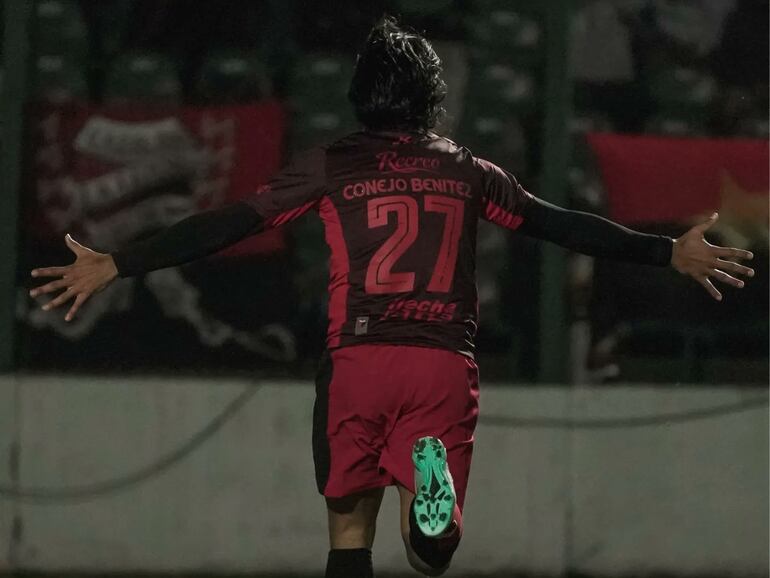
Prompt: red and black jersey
<box><xmin>113</xmin><ymin>130</ymin><xmax>671</xmax><ymax>351</ymax></box>
<box><xmin>245</xmin><ymin>131</ymin><xmax>534</xmax><ymax>355</ymax></box>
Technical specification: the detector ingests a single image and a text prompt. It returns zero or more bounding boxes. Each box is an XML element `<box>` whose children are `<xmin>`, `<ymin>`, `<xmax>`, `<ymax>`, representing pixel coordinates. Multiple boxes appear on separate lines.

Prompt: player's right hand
<box><xmin>670</xmin><ymin>212</ymin><xmax>754</xmax><ymax>301</ymax></box>
<box><xmin>29</xmin><ymin>234</ymin><xmax>118</xmax><ymax>322</ymax></box>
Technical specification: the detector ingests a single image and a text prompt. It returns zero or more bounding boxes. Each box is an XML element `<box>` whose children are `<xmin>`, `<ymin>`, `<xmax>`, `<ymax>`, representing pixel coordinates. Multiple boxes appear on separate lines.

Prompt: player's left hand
<box><xmin>671</xmin><ymin>212</ymin><xmax>754</xmax><ymax>301</ymax></box>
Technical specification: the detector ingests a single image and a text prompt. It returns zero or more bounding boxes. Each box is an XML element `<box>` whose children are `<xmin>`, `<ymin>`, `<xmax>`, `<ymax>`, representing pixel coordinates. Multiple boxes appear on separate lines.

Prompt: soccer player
<box><xmin>30</xmin><ymin>17</ymin><xmax>754</xmax><ymax>578</ymax></box>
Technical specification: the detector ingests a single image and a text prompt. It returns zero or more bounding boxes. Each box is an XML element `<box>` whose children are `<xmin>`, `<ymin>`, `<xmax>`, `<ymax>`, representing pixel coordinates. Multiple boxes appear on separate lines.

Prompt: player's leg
<box><xmin>325</xmin><ymin>487</ymin><xmax>385</xmax><ymax>578</ymax></box>
<box><xmin>327</xmin><ymin>487</ymin><xmax>385</xmax><ymax>549</ymax></box>
<box><xmin>398</xmin><ymin>481</ymin><xmax>462</xmax><ymax>576</ymax></box>
<box><xmin>377</xmin><ymin>347</ymin><xmax>479</xmax><ymax>575</ymax></box>
<box><xmin>315</xmin><ymin>347</ymin><xmax>397</xmax><ymax>577</ymax></box>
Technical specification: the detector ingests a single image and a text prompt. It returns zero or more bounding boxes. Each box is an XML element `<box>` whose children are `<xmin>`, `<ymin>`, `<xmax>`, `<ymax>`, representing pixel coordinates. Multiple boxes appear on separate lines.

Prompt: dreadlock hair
<box><xmin>348</xmin><ymin>16</ymin><xmax>447</xmax><ymax>132</ymax></box>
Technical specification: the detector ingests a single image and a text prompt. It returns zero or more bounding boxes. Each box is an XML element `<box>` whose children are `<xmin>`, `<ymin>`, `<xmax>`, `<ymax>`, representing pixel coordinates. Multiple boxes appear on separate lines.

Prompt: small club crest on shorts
<box><xmin>355</xmin><ymin>316</ymin><xmax>369</xmax><ymax>335</ymax></box>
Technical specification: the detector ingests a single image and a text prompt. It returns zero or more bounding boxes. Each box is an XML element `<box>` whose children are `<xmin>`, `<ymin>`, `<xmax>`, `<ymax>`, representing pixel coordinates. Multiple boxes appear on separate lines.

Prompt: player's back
<box><xmin>319</xmin><ymin>130</ymin><xmax>486</xmax><ymax>355</ymax></box>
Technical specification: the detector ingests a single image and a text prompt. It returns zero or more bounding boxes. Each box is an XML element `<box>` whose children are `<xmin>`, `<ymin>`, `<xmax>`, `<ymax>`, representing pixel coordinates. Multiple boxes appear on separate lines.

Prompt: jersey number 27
<box><xmin>365</xmin><ymin>195</ymin><xmax>464</xmax><ymax>294</ymax></box>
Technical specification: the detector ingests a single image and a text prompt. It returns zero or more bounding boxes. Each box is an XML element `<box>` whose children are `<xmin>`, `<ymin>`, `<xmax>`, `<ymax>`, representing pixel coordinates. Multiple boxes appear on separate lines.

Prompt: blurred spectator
<box><xmin>654</xmin><ymin>0</ymin><xmax>735</xmax><ymax>57</ymax></box>
<box><xmin>570</xmin><ymin>0</ymin><xmax>637</xmax><ymax>84</ymax></box>
<box><xmin>712</xmin><ymin>0</ymin><xmax>768</xmax><ymax>88</ymax></box>
<box><xmin>570</xmin><ymin>0</ymin><xmax>649</xmax><ymax>132</ymax></box>
<box><xmin>711</xmin><ymin>0</ymin><xmax>769</xmax><ymax>135</ymax></box>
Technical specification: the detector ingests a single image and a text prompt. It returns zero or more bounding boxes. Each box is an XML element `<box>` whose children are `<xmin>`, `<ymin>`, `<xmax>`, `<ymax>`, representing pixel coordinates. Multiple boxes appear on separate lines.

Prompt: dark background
<box><xmin>8</xmin><ymin>0</ymin><xmax>769</xmax><ymax>384</ymax></box>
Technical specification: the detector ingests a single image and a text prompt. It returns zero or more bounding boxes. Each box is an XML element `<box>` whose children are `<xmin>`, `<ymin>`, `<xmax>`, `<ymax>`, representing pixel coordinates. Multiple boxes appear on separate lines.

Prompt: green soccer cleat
<box><xmin>411</xmin><ymin>436</ymin><xmax>456</xmax><ymax>537</ymax></box>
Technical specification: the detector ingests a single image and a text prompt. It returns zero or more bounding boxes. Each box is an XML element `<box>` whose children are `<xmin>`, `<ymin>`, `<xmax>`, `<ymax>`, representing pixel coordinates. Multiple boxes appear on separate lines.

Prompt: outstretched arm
<box><xmin>31</xmin><ymin>146</ymin><xmax>328</xmax><ymax>321</ymax></box>
<box><xmin>519</xmin><ymin>199</ymin><xmax>754</xmax><ymax>300</ymax></box>
<box><xmin>111</xmin><ymin>202</ymin><xmax>263</xmax><ymax>276</ymax></box>
<box><xmin>476</xmin><ymin>156</ymin><xmax>754</xmax><ymax>301</ymax></box>
<box><xmin>518</xmin><ymin>196</ymin><xmax>673</xmax><ymax>266</ymax></box>
<box><xmin>30</xmin><ymin>202</ymin><xmax>264</xmax><ymax>321</ymax></box>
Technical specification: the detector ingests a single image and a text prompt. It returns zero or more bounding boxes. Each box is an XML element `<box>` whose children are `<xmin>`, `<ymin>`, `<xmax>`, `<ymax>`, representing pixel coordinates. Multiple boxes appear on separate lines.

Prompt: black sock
<box><xmin>325</xmin><ymin>548</ymin><xmax>373</xmax><ymax>578</ymax></box>
<box><xmin>408</xmin><ymin>498</ymin><xmax>461</xmax><ymax>570</ymax></box>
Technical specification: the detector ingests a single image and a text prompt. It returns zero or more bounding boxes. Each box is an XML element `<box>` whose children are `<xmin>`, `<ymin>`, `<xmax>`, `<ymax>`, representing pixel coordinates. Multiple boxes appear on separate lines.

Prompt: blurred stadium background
<box><xmin>0</xmin><ymin>0</ymin><xmax>767</xmax><ymax>577</ymax></box>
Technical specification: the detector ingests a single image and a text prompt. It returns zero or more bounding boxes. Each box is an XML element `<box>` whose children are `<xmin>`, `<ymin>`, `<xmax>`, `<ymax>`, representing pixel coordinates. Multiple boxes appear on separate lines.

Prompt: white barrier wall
<box><xmin>0</xmin><ymin>376</ymin><xmax>19</xmax><ymax>570</ymax></box>
<box><xmin>0</xmin><ymin>375</ymin><xmax>767</xmax><ymax>576</ymax></box>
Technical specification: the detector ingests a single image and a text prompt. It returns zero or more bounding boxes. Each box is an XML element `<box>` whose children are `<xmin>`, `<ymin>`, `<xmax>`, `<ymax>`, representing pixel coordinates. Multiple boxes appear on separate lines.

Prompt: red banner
<box><xmin>588</xmin><ymin>133</ymin><xmax>769</xmax><ymax>227</ymax></box>
<box><xmin>29</xmin><ymin>101</ymin><xmax>287</xmax><ymax>255</ymax></box>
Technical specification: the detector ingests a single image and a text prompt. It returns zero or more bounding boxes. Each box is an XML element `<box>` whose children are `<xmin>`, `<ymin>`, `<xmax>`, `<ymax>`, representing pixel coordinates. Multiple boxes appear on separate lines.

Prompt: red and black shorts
<box><xmin>313</xmin><ymin>344</ymin><xmax>479</xmax><ymax>510</ymax></box>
